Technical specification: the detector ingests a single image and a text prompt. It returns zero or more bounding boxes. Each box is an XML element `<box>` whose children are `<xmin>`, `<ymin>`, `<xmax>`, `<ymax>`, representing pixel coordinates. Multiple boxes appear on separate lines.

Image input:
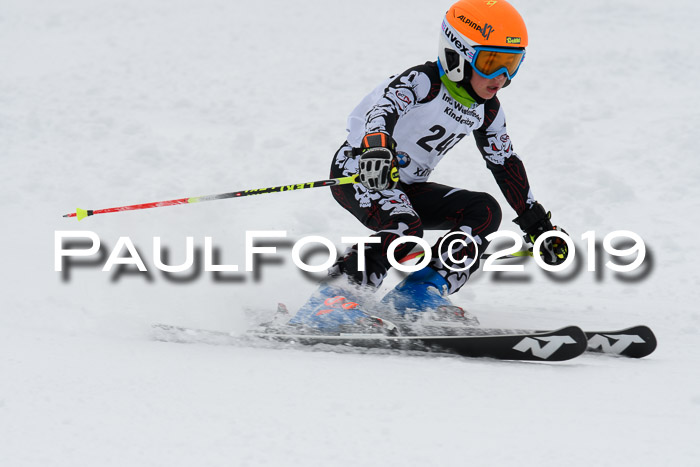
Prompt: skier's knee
<box><xmin>487</xmin><ymin>194</ymin><xmax>503</xmax><ymax>228</ymax></box>
<box><xmin>477</xmin><ymin>193</ymin><xmax>502</xmax><ymax>233</ymax></box>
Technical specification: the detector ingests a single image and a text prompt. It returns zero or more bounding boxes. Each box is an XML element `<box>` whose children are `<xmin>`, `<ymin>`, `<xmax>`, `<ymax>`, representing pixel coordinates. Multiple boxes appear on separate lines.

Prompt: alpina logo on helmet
<box><xmin>506</xmin><ymin>36</ymin><xmax>521</xmax><ymax>44</ymax></box>
<box><xmin>456</xmin><ymin>15</ymin><xmax>496</xmax><ymax>41</ymax></box>
<box><xmin>480</xmin><ymin>23</ymin><xmax>495</xmax><ymax>40</ymax></box>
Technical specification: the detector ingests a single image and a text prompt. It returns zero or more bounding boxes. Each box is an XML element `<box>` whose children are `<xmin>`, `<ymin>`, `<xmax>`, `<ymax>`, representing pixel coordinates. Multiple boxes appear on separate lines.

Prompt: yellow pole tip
<box><xmin>76</xmin><ymin>208</ymin><xmax>88</xmax><ymax>221</ymax></box>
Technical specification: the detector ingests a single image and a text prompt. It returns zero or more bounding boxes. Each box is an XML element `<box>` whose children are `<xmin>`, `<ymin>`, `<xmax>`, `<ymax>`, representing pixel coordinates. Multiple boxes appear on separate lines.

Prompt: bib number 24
<box><xmin>416</xmin><ymin>125</ymin><xmax>467</xmax><ymax>157</ymax></box>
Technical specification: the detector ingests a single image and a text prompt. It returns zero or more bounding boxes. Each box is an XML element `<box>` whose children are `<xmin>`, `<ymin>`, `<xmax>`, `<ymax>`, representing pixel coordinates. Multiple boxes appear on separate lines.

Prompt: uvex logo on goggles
<box><xmin>441</xmin><ymin>19</ymin><xmax>474</xmax><ymax>59</ymax></box>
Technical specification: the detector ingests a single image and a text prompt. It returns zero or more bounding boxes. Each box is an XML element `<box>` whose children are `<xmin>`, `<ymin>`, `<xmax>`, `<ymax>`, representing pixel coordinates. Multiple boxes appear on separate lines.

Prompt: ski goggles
<box><xmin>471</xmin><ymin>46</ymin><xmax>526</xmax><ymax>80</ymax></box>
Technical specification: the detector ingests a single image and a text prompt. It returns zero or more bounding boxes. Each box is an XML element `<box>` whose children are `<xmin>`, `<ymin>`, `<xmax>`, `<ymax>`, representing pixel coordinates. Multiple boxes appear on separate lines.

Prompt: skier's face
<box><xmin>470</xmin><ymin>72</ymin><xmax>507</xmax><ymax>100</ymax></box>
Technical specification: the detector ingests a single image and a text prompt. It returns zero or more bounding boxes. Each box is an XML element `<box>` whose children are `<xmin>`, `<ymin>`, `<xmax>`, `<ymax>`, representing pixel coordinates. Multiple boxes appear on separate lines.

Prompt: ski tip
<box><xmin>621</xmin><ymin>325</ymin><xmax>658</xmax><ymax>358</ymax></box>
<box><xmin>584</xmin><ymin>325</ymin><xmax>658</xmax><ymax>358</ymax></box>
<box><xmin>75</xmin><ymin>208</ymin><xmax>89</xmax><ymax>221</ymax></box>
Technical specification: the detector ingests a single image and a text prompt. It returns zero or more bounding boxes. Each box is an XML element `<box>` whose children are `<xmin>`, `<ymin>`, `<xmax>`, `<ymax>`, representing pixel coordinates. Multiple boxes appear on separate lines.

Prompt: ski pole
<box><xmin>63</xmin><ymin>174</ymin><xmax>359</xmax><ymax>221</ymax></box>
<box><xmin>398</xmin><ymin>248</ymin><xmax>533</xmax><ymax>264</ymax></box>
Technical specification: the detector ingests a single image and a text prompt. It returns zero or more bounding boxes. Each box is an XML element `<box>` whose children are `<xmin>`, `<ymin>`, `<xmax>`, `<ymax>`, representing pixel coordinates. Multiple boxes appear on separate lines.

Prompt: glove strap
<box><xmin>361</xmin><ymin>132</ymin><xmax>395</xmax><ymax>150</ymax></box>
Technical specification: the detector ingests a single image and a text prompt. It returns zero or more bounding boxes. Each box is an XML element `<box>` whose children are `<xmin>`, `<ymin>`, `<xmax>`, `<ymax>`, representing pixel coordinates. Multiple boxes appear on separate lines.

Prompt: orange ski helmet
<box><xmin>439</xmin><ymin>0</ymin><xmax>528</xmax><ymax>83</ymax></box>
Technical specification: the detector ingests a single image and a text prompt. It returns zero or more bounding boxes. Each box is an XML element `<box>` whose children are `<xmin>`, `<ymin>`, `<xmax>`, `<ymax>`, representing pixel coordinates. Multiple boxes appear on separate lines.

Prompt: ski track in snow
<box><xmin>1</xmin><ymin>0</ymin><xmax>699</xmax><ymax>465</ymax></box>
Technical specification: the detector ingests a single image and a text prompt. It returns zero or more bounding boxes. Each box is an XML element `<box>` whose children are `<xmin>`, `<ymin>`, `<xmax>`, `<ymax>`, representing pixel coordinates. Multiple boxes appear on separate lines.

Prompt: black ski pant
<box><xmin>329</xmin><ymin>143</ymin><xmax>502</xmax><ymax>294</ymax></box>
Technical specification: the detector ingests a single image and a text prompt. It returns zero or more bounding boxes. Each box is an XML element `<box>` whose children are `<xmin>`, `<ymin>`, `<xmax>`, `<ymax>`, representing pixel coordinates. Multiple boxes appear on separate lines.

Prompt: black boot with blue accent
<box><xmin>381</xmin><ymin>267</ymin><xmax>479</xmax><ymax>326</ymax></box>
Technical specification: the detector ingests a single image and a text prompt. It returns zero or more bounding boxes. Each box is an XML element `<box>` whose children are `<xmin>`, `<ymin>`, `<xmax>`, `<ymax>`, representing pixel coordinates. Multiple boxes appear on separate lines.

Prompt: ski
<box><xmin>584</xmin><ymin>325</ymin><xmax>657</xmax><ymax>358</ymax></box>
<box><xmin>153</xmin><ymin>323</ymin><xmax>588</xmax><ymax>362</ymax></box>
<box><xmin>153</xmin><ymin>318</ymin><xmax>657</xmax><ymax>360</ymax></box>
<box><xmin>269</xmin><ymin>303</ymin><xmax>657</xmax><ymax>358</ymax></box>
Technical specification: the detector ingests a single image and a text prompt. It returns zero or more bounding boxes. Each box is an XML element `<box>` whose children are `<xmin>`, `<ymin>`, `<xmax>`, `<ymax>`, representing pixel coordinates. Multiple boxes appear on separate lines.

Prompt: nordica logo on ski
<box><xmin>587</xmin><ymin>333</ymin><xmax>646</xmax><ymax>354</ymax></box>
<box><xmin>512</xmin><ymin>336</ymin><xmax>578</xmax><ymax>359</ymax></box>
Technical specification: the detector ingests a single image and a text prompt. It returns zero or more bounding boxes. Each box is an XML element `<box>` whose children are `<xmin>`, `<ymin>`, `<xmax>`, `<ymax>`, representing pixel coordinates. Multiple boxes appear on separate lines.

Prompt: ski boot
<box><xmin>381</xmin><ymin>267</ymin><xmax>479</xmax><ymax>326</ymax></box>
<box><xmin>287</xmin><ymin>280</ymin><xmax>398</xmax><ymax>335</ymax></box>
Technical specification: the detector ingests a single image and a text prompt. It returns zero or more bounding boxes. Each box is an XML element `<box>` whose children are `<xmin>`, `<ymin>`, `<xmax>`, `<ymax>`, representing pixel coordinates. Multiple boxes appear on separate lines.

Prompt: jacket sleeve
<box><xmin>473</xmin><ymin>97</ymin><xmax>535</xmax><ymax>216</ymax></box>
<box><xmin>364</xmin><ymin>62</ymin><xmax>442</xmax><ymax>136</ymax></box>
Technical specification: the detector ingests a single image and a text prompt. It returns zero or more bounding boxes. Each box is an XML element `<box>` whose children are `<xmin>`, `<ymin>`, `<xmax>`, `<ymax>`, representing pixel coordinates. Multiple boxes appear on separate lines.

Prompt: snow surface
<box><xmin>2</xmin><ymin>0</ymin><xmax>700</xmax><ymax>465</ymax></box>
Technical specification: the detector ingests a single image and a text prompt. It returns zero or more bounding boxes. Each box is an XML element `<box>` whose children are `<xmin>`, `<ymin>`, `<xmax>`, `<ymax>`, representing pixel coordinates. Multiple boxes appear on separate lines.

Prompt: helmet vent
<box><xmin>444</xmin><ymin>48</ymin><xmax>462</xmax><ymax>70</ymax></box>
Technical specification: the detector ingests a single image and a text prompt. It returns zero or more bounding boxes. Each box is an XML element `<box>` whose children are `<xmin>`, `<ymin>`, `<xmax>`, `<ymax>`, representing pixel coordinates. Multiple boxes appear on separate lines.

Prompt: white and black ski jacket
<box><xmin>345</xmin><ymin>61</ymin><xmax>535</xmax><ymax>215</ymax></box>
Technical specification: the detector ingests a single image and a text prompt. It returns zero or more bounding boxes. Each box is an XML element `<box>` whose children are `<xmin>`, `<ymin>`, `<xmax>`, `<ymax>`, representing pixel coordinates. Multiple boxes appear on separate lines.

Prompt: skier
<box><xmin>288</xmin><ymin>0</ymin><xmax>568</xmax><ymax>331</ymax></box>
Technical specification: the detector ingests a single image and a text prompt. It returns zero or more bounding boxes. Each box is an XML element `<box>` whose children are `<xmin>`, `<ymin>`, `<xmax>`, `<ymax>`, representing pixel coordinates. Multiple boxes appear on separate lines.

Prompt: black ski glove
<box><xmin>357</xmin><ymin>132</ymin><xmax>399</xmax><ymax>191</ymax></box>
<box><xmin>514</xmin><ymin>202</ymin><xmax>569</xmax><ymax>266</ymax></box>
